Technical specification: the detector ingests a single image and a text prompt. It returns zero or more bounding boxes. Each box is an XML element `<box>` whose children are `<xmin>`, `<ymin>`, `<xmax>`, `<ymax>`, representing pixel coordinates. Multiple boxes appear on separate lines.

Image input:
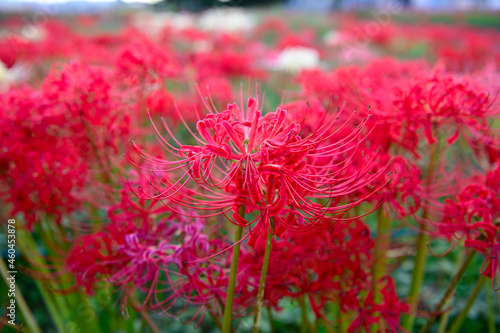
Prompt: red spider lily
<box><xmin>298</xmin><ymin>59</ymin><xmax>500</xmax><ymax>159</ymax></box>
<box><xmin>0</xmin><ymin>59</ymin><xmax>143</xmax><ymax>228</ymax></box>
<box><xmin>393</xmin><ymin>69</ymin><xmax>498</xmax><ymax>147</ymax></box>
<box><xmin>254</xmin><ymin>16</ymin><xmax>288</xmax><ymax>41</ymax></box>
<box><xmin>464</xmin><ymin>226</ymin><xmax>500</xmax><ymax>289</ymax></box>
<box><xmin>347</xmin><ymin>277</ymin><xmax>409</xmax><ymax>333</ymax></box>
<box><xmin>0</xmin><ymin>36</ymin><xmax>35</xmax><ymax>68</ymax></box>
<box><xmin>277</xmin><ymin>28</ymin><xmax>318</xmax><ymax>50</ymax></box>
<box><xmin>64</xmin><ymin>185</ymin><xmax>231</xmax><ymax>319</ymax></box>
<box><xmin>64</xmin><ymin>179</ymin><xmax>171</xmax><ymax>293</ymax></box>
<box><xmin>441</xmin><ymin>166</ymin><xmax>500</xmax><ymax>232</ymax></box>
<box><xmin>190</xmin><ymin>48</ymin><xmax>266</xmax><ymax>81</ymax></box>
<box><xmin>129</xmin><ymin>92</ymin><xmax>389</xmax><ymax>250</ymax></box>
<box><xmin>66</xmin><ymin>221</ymin><xmax>135</xmax><ymax>294</ymax></box>
<box><xmin>436</xmin><ymin>32</ymin><xmax>499</xmax><ymax>73</ymax></box>
<box><xmin>441</xmin><ymin>165</ymin><xmax>500</xmax><ymax>288</ymax></box>
<box><xmin>40</xmin><ymin>61</ymin><xmax>137</xmax><ymax>185</ymax></box>
<box><xmin>0</xmin><ymin>86</ymin><xmax>88</xmax><ymax>229</ymax></box>
<box><xmin>197</xmin><ymin>76</ymin><xmax>234</xmax><ymax>106</ymax></box>
<box><xmin>236</xmin><ymin>219</ymin><xmax>374</xmax><ymax>316</ymax></box>
<box><xmin>284</xmin><ymin>100</ymin><xmax>428</xmax><ymax>220</ymax></box>
<box><xmin>369</xmin><ymin>156</ymin><xmax>422</xmax><ymax>219</ymax></box>
<box><xmin>297</xmin><ymin>59</ymin><xmax>428</xmax><ymax>155</ymax></box>
<box><xmin>43</xmin><ymin>62</ymin><xmax>127</xmax><ymax>129</ymax></box>
<box><xmin>114</xmin><ymin>39</ymin><xmax>181</xmax><ymax>86</ymax></box>
<box><xmin>146</xmin><ymin>89</ymin><xmax>175</xmax><ymax>116</ymax></box>
<box><xmin>55</xmin><ymin>173</ymin><xmax>248</xmax><ymax>322</ymax></box>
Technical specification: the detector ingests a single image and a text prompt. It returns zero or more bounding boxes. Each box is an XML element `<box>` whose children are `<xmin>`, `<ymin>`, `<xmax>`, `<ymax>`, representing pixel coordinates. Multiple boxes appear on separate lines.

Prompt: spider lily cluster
<box><xmin>0</xmin><ymin>8</ymin><xmax>500</xmax><ymax>333</ymax></box>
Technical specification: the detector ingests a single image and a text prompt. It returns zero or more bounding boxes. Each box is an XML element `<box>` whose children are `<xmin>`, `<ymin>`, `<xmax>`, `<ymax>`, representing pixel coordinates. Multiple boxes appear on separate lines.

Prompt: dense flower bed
<box><xmin>1</xmin><ymin>8</ymin><xmax>500</xmax><ymax>333</ymax></box>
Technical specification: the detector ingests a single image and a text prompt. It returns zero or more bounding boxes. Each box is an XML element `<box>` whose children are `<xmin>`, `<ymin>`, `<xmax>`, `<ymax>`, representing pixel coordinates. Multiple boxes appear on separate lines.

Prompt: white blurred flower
<box><xmin>163</xmin><ymin>12</ymin><xmax>195</xmax><ymax>31</ymax></box>
<box><xmin>0</xmin><ymin>61</ymin><xmax>31</xmax><ymax>89</ymax></box>
<box><xmin>21</xmin><ymin>25</ymin><xmax>46</xmax><ymax>42</ymax></box>
<box><xmin>198</xmin><ymin>8</ymin><xmax>255</xmax><ymax>34</ymax></box>
<box><xmin>132</xmin><ymin>12</ymin><xmax>194</xmax><ymax>38</ymax></box>
<box><xmin>0</xmin><ymin>62</ymin><xmax>8</xmax><ymax>81</ymax></box>
<box><xmin>276</xmin><ymin>47</ymin><xmax>320</xmax><ymax>72</ymax></box>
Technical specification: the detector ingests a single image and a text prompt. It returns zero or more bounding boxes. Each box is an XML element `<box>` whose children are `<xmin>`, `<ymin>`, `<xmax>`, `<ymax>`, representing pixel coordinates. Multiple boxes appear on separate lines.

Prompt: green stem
<box><xmin>487</xmin><ymin>280</ymin><xmax>495</xmax><ymax>333</ymax></box>
<box><xmin>496</xmin><ymin>275</ymin><xmax>500</xmax><ymax>316</ymax></box>
<box><xmin>436</xmin><ymin>248</ymin><xmax>466</xmax><ymax>333</ymax></box>
<box><xmin>36</xmin><ymin>222</ymin><xmax>76</xmax><ymax>320</ymax></box>
<box><xmin>337</xmin><ymin>302</ymin><xmax>346</xmax><ymax>333</ymax></box>
<box><xmin>300</xmin><ymin>297</ymin><xmax>311</xmax><ymax>333</ymax></box>
<box><xmin>448</xmin><ymin>274</ymin><xmax>487</xmax><ymax>333</ymax></box>
<box><xmin>372</xmin><ymin>207</ymin><xmax>391</xmax><ymax>301</ymax></box>
<box><xmin>329</xmin><ymin>303</ymin><xmax>338</xmax><ymax>333</ymax></box>
<box><xmin>252</xmin><ymin>227</ymin><xmax>273</xmax><ymax>333</ymax></box>
<box><xmin>328</xmin><ymin>303</ymin><xmax>339</xmax><ymax>333</ymax></box>
<box><xmin>0</xmin><ymin>256</ymin><xmax>42</xmax><ymax>333</ymax></box>
<box><xmin>216</xmin><ymin>295</ymin><xmax>234</xmax><ymax>333</ymax></box>
<box><xmin>267</xmin><ymin>307</ymin><xmax>276</xmax><ymax>333</ymax></box>
<box><xmin>402</xmin><ymin>139</ymin><xmax>439</xmax><ymax>331</ymax></box>
<box><xmin>221</xmin><ymin>206</ymin><xmax>245</xmax><ymax>333</ymax></box>
<box><xmin>138</xmin><ymin>319</ymin><xmax>146</xmax><ymax>333</ymax></box>
<box><xmin>126</xmin><ymin>306</ymin><xmax>137</xmax><ymax>333</ymax></box>
<box><xmin>130</xmin><ymin>295</ymin><xmax>161</xmax><ymax>333</ymax></box>
<box><xmin>420</xmin><ymin>251</ymin><xmax>475</xmax><ymax>333</ymax></box>
<box><xmin>371</xmin><ymin>208</ymin><xmax>391</xmax><ymax>333</ymax></box>
<box><xmin>16</xmin><ymin>227</ymin><xmax>66</xmax><ymax>333</ymax></box>
<box><xmin>313</xmin><ymin>316</ymin><xmax>319</xmax><ymax>333</ymax></box>
<box><xmin>401</xmin><ymin>230</ymin><xmax>429</xmax><ymax>330</ymax></box>
<box><xmin>209</xmin><ymin>309</ymin><xmax>223</xmax><ymax>331</ymax></box>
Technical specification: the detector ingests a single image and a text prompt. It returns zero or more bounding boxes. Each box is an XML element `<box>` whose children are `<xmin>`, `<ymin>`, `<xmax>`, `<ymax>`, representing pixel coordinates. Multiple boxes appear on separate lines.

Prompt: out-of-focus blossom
<box><xmin>298</xmin><ymin>59</ymin><xmax>500</xmax><ymax>159</ymax></box>
<box><xmin>323</xmin><ymin>30</ymin><xmax>343</xmax><ymax>46</ymax></box>
<box><xmin>198</xmin><ymin>8</ymin><xmax>255</xmax><ymax>34</ymax></box>
<box><xmin>0</xmin><ymin>60</ymin><xmax>30</xmax><ymax>88</ymax></box>
<box><xmin>21</xmin><ymin>25</ymin><xmax>46</xmax><ymax>42</ymax></box>
<box><xmin>276</xmin><ymin>47</ymin><xmax>320</xmax><ymax>72</ymax></box>
<box><xmin>132</xmin><ymin>12</ymin><xmax>195</xmax><ymax>38</ymax></box>
<box><xmin>114</xmin><ymin>39</ymin><xmax>181</xmax><ymax>86</ymax></box>
<box><xmin>0</xmin><ymin>86</ymin><xmax>88</xmax><ymax>229</ymax></box>
<box><xmin>0</xmin><ymin>61</ymin><xmax>7</xmax><ymax>79</ymax></box>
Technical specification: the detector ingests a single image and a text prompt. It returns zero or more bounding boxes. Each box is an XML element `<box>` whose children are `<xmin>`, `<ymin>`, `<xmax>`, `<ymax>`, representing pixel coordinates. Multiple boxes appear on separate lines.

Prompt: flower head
<box><xmin>130</xmin><ymin>92</ymin><xmax>387</xmax><ymax>250</ymax></box>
